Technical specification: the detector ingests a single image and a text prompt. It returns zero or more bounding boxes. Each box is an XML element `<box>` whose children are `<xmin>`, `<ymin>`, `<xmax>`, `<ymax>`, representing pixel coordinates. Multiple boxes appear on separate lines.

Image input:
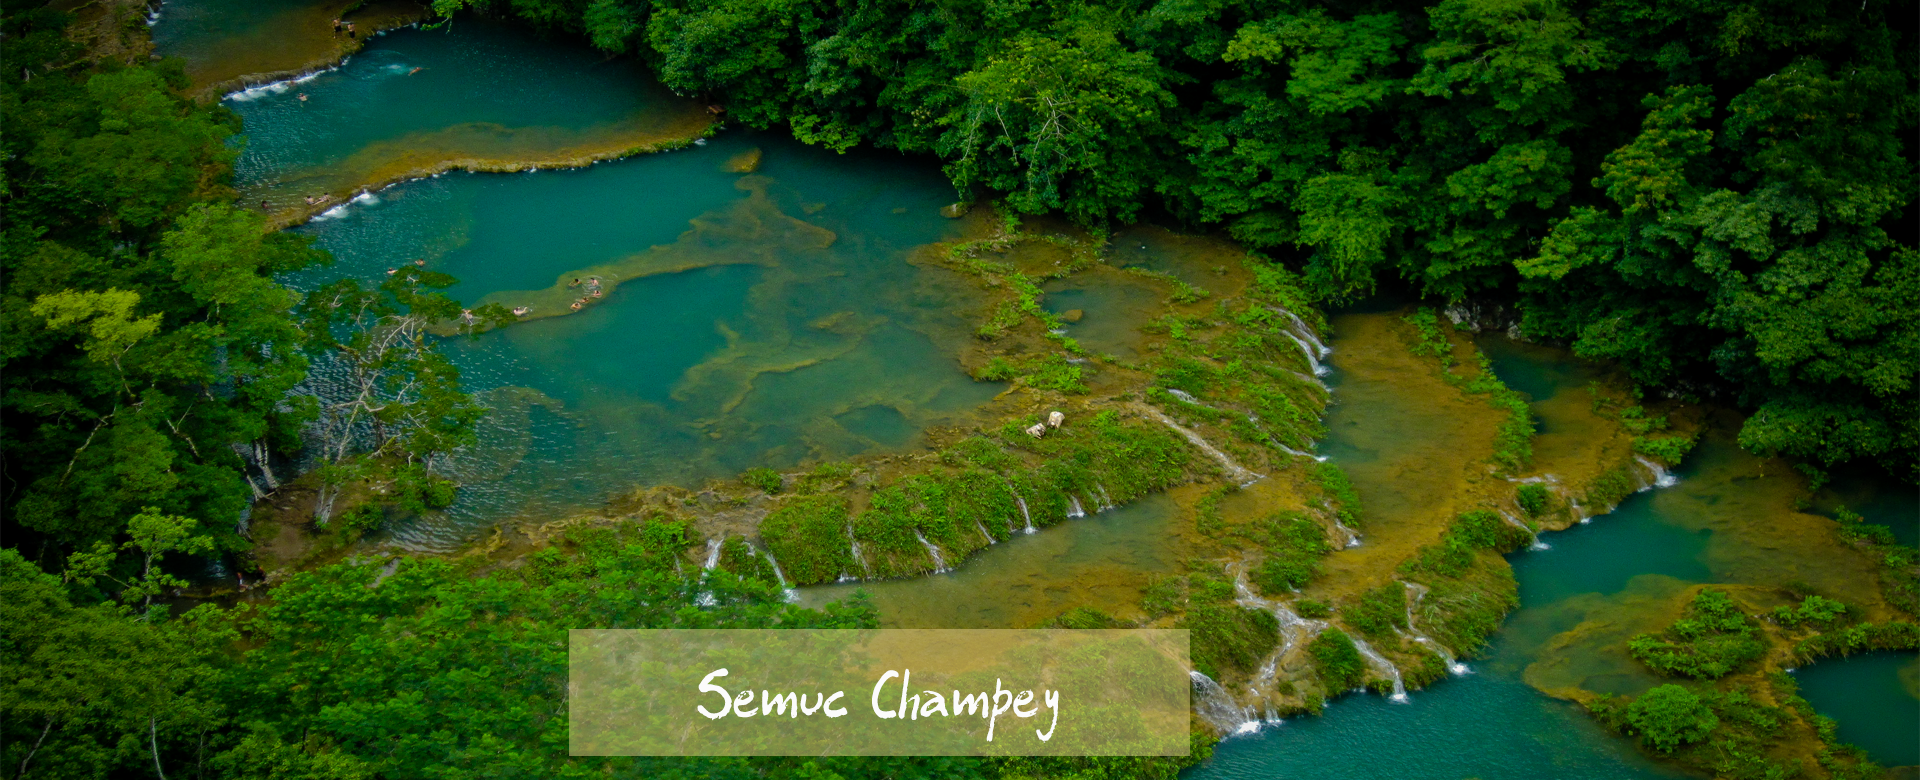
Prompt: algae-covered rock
<box><xmin>723</xmin><ymin>147</ymin><xmax>762</xmax><ymax>173</ymax></box>
<box><xmin>1062</xmin><ymin>309</ymin><xmax>1085</xmax><ymax>323</ymax></box>
<box><xmin>940</xmin><ymin>201</ymin><xmax>971</xmax><ymax>218</ymax></box>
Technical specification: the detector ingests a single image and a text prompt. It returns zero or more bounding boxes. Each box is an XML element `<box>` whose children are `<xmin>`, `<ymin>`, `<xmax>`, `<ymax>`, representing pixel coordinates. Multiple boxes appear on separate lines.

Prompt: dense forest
<box><xmin>432</xmin><ymin>0</ymin><xmax>1917</xmax><ymax>476</ymax></box>
<box><xmin>0</xmin><ymin>0</ymin><xmax>1913</xmax><ymax>776</ymax></box>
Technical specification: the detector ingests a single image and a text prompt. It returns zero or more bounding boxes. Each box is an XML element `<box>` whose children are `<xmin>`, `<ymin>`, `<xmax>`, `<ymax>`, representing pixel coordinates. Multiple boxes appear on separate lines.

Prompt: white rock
<box><xmin>1047</xmin><ymin>411</ymin><xmax>1065</xmax><ymax>428</ymax></box>
<box><xmin>1025</xmin><ymin>423</ymin><xmax>1047</xmax><ymax>438</ymax></box>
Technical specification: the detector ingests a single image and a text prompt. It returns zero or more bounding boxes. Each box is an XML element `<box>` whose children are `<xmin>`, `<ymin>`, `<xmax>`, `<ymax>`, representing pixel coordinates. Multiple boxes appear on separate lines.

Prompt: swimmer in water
<box><xmin>413</xmin><ymin>259</ymin><xmax>426</xmax><ymax>266</ymax></box>
<box><xmin>570</xmin><ymin>301</ymin><xmax>583</xmax><ymax>311</ymax></box>
<box><xmin>591</xmin><ymin>290</ymin><xmax>603</xmax><ymax>298</ymax></box>
<box><xmin>409</xmin><ymin>67</ymin><xmax>423</xmax><ymax>75</ymax></box>
<box><xmin>569</xmin><ymin>278</ymin><xmax>581</xmax><ymax>287</ymax></box>
<box><xmin>297</xmin><ymin>93</ymin><xmax>308</xmax><ymax>102</ymax></box>
<box><xmin>512</xmin><ymin>306</ymin><xmax>529</xmax><ymax>316</ymax></box>
<box><xmin>386</xmin><ymin>268</ymin><xmax>398</xmax><ymax>275</ymax></box>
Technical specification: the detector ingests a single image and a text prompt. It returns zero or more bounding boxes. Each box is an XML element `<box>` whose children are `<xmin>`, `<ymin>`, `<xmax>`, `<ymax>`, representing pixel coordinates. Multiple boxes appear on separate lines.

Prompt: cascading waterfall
<box><xmin>914</xmin><ymin>530</ymin><xmax>950</xmax><ymax>573</ymax></box>
<box><xmin>1348</xmin><ymin>634</ymin><xmax>1409</xmax><ymax>702</ymax></box>
<box><xmin>1281</xmin><ymin>331</ymin><xmax>1332</xmax><ymax>377</ymax></box>
<box><xmin>1398</xmin><ymin>581</ymin><xmax>1469</xmax><ymax>675</ymax></box>
<box><xmin>1500</xmin><ymin>510</ymin><xmax>1550</xmax><ymax>550</ymax></box>
<box><xmin>1190</xmin><ymin>671</ymin><xmax>1262</xmax><ymax>736</ymax></box>
<box><xmin>975</xmin><ymin>520</ymin><xmax>997</xmax><ymax>545</ymax></box>
<box><xmin>1634</xmin><ymin>456</ymin><xmax>1679</xmax><ymax>489</ymax></box>
<box><xmin>694</xmin><ymin>539</ymin><xmax>724</xmax><ymax>606</ymax></box>
<box><xmin>1271</xmin><ymin>307</ymin><xmax>1331</xmax><ymax>360</ymax></box>
<box><xmin>750</xmin><ymin>541</ymin><xmax>799</xmax><ymax>602</ymax></box>
<box><xmin>1067</xmin><ymin>496</ymin><xmax>1088</xmax><ymax>518</ymax></box>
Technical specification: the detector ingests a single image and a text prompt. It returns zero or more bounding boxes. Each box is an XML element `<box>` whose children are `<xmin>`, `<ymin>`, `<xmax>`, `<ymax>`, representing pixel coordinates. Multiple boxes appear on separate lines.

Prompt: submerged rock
<box><xmin>723</xmin><ymin>147</ymin><xmax>762</xmax><ymax>173</ymax></box>
<box><xmin>1062</xmin><ymin>309</ymin><xmax>1085</xmax><ymax>323</ymax></box>
<box><xmin>940</xmin><ymin>201</ymin><xmax>971</xmax><ymax>219</ymax></box>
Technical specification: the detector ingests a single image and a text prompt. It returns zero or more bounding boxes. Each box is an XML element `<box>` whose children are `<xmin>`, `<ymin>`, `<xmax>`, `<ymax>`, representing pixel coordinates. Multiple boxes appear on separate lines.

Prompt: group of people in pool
<box><xmin>567</xmin><ymin>276</ymin><xmax>604</xmax><ymax>310</ymax></box>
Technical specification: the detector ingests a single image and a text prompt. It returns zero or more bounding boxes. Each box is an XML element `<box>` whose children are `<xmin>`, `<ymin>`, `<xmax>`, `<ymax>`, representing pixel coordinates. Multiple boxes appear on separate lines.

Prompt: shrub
<box><xmin>1633</xmin><ymin>434</ymin><xmax>1696</xmax><ymax>465</ymax></box>
<box><xmin>1452</xmin><ymin>509</ymin><xmax>1532</xmax><ymax>552</ymax></box>
<box><xmin>1627</xmin><ymin>685</ymin><xmax>1718</xmax><ymax>752</ymax></box>
<box><xmin>1311</xmin><ymin>462</ymin><xmax>1362</xmax><ymax>525</ymax></box>
<box><xmin>1345</xmin><ymin>581</ymin><xmax>1407</xmax><ymax>637</ymax></box>
<box><xmin>1516</xmin><ymin>484</ymin><xmax>1552</xmax><ymax>517</ymax></box>
<box><xmin>740</xmin><ymin>467</ymin><xmax>782</xmax><ymax>493</ymax></box>
<box><xmin>1629</xmin><ymin>589</ymin><xmax>1766</xmax><ymax>679</ymax></box>
<box><xmin>1309</xmin><ymin>628</ymin><xmax>1368</xmax><ymax>692</ymax></box>
<box><xmin>758</xmin><ymin>495</ymin><xmax>853</xmax><ymax>585</ymax></box>
<box><xmin>1188</xmin><ymin>602</ymin><xmax>1280</xmax><ymax>681</ymax></box>
<box><xmin>1769</xmin><ymin>595</ymin><xmax>1848</xmax><ymax>630</ymax></box>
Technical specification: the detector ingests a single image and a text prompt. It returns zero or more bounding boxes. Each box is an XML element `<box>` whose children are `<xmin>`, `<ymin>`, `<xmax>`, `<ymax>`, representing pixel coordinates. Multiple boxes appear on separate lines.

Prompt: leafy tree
<box><xmin>1625</xmin><ymin>684</ymin><xmax>1718</xmax><ymax>752</ymax></box>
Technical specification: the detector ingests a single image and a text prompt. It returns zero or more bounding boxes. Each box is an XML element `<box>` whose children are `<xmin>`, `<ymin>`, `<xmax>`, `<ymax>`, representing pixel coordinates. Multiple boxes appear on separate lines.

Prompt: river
<box><xmin>153</xmin><ymin>7</ymin><xmax>1917</xmax><ymax>775</ymax></box>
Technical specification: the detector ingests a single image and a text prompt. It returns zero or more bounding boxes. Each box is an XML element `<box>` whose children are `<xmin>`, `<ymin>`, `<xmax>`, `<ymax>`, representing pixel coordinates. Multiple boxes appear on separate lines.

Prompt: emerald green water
<box><xmin>222</xmin><ymin>18</ymin><xmax>702</xmax><ymax>208</ymax></box>
<box><xmin>243</xmin><ymin>22</ymin><xmax>998</xmax><ymax>550</ymax></box>
<box><xmin>286</xmin><ymin>129</ymin><xmax>1000</xmax><ymax>550</ymax></box>
<box><xmin>1791</xmin><ymin>652</ymin><xmax>1920</xmax><ymax>767</ymax></box>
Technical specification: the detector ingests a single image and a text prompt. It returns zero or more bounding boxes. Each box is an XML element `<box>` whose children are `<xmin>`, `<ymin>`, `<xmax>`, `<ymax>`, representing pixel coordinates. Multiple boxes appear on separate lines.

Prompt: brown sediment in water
<box><xmin>181</xmin><ymin>0</ymin><xmax>432</xmax><ymax>101</ymax></box>
<box><xmin>438</xmin><ymin>175</ymin><xmax>831</xmax><ymax>332</ymax></box>
<box><xmin>263</xmin><ymin>114</ymin><xmax>716</xmax><ymax>230</ymax></box>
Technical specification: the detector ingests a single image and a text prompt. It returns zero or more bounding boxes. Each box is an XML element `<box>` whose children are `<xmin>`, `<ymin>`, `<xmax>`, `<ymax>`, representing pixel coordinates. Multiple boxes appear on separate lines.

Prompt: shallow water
<box><xmin>796</xmin><ymin>494</ymin><xmax>1185</xmax><ymax>628</ymax></box>
<box><xmin>150</xmin><ymin>0</ymin><xmax>424</xmax><ymax>92</ymax></box>
<box><xmin>222</xmin><ymin>19</ymin><xmax>705</xmax><ymax>208</ymax></box>
<box><xmin>1790</xmin><ymin>651</ymin><xmax>1920</xmax><ymax>767</ymax></box>
<box><xmin>273</xmin><ymin>78</ymin><xmax>999</xmax><ymax>550</ymax></box>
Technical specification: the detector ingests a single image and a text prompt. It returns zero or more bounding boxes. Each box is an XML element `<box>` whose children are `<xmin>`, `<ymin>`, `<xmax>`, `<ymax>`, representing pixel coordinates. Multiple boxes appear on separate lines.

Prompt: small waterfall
<box><xmin>1168</xmin><ymin>388</ymin><xmax>1205</xmax><ymax>405</ymax></box>
<box><xmin>694</xmin><ymin>541</ymin><xmax>724</xmax><ymax>607</ymax></box>
<box><xmin>975</xmin><ymin>520</ymin><xmax>997</xmax><ymax>545</ymax></box>
<box><xmin>1281</xmin><ymin>331</ymin><xmax>1332</xmax><ymax>377</ymax></box>
<box><xmin>1190</xmin><ymin>671</ymin><xmax>1261</xmax><ymax>736</ymax></box>
<box><xmin>1093</xmin><ymin>484</ymin><xmax>1116</xmax><ymax>512</ymax></box>
<box><xmin>1635</xmin><ymin>456</ymin><xmax>1679</xmax><ymax>489</ymax></box>
<box><xmin>1500</xmin><ymin>511</ymin><xmax>1550</xmax><ymax>550</ymax></box>
<box><xmin>751</xmin><ymin>542</ymin><xmax>799</xmax><ymax>602</ymax></box>
<box><xmin>914</xmin><ymin>530</ymin><xmax>950</xmax><ymax>573</ymax></box>
<box><xmin>1333</xmin><ymin>519</ymin><xmax>1363</xmax><ymax>548</ymax></box>
<box><xmin>1006</xmin><ymin>483</ymin><xmax>1037</xmax><ymax>534</ymax></box>
<box><xmin>1066</xmin><ymin>496</ymin><xmax>1088</xmax><ymax>518</ymax></box>
<box><xmin>1399</xmin><ymin>581</ymin><xmax>1469</xmax><ymax>675</ymax></box>
<box><xmin>846</xmin><ymin>523</ymin><xmax>873</xmax><ymax>580</ymax></box>
<box><xmin>1271</xmin><ymin>307</ymin><xmax>1331</xmax><ymax>359</ymax></box>
<box><xmin>1348</xmin><ymin>635</ymin><xmax>1409</xmax><ymax>702</ymax></box>
<box><xmin>1138</xmin><ymin>404</ymin><xmax>1263</xmax><ymax>486</ymax></box>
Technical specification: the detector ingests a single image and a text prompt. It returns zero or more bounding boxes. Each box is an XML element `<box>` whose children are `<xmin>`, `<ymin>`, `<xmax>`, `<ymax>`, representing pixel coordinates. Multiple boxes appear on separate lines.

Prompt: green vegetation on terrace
<box><xmin>1393</xmin><ymin>510</ymin><xmax>1525</xmax><ymax>656</ymax></box>
<box><xmin>761</xmin><ymin>410</ymin><xmax>1195</xmax><ymax>584</ymax></box>
<box><xmin>1592</xmin><ymin>671</ymin><xmax>1894</xmax><ymax>779</ymax></box>
<box><xmin>1629</xmin><ymin>589</ymin><xmax>1767</xmax><ymax>680</ymax></box>
<box><xmin>1404</xmin><ymin>309</ymin><xmax>1535</xmax><ymax>472</ymax></box>
<box><xmin>1245</xmin><ymin>512</ymin><xmax>1332</xmax><ymax>596</ymax></box>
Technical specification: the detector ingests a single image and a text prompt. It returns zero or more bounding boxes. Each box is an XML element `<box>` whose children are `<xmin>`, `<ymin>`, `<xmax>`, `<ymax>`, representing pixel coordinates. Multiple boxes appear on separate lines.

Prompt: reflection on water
<box><xmin>223</xmin><ymin>19</ymin><xmax>707</xmax><ymax>209</ymax></box>
<box><xmin>797</xmin><ymin>494</ymin><xmax>1186</xmax><ymax>628</ymax></box>
<box><xmin>289</xmin><ymin>131</ymin><xmax>1001</xmax><ymax>551</ymax></box>
<box><xmin>1790</xmin><ymin>652</ymin><xmax>1920</xmax><ymax>767</ymax></box>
